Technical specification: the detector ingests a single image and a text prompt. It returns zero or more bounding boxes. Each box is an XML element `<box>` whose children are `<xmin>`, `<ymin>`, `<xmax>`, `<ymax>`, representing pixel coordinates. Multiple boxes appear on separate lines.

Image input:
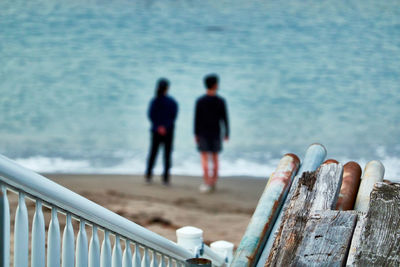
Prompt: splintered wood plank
<box><xmin>266</xmin><ymin>163</ymin><xmax>343</xmax><ymax>266</ymax></box>
<box><xmin>346</xmin><ymin>213</ymin><xmax>366</xmax><ymax>266</ymax></box>
<box><xmin>293</xmin><ymin>210</ymin><xmax>357</xmax><ymax>266</ymax></box>
<box><xmin>353</xmin><ymin>182</ymin><xmax>400</xmax><ymax>266</ymax></box>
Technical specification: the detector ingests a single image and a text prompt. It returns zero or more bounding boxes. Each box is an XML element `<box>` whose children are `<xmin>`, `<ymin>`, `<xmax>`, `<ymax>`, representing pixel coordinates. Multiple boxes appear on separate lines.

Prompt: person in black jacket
<box><xmin>145</xmin><ymin>78</ymin><xmax>178</xmax><ymax>185</ymax></box>
<box><xmin>194</xmin><ymin>74</ymin><xmax>229</xmax><ymax>193</ymax></box>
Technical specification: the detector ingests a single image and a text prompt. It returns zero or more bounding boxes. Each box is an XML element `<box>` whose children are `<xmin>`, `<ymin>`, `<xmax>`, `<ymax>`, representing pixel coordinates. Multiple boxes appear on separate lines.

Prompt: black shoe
<box><xmin>145</xmin><ymin>174</ymin><xmax>152</xmax><ymax>185</ymax></box>
<box><xmin>163</xmin><ymin>173</ymin><xmax>169</xmax><ymax>186</ymax></box>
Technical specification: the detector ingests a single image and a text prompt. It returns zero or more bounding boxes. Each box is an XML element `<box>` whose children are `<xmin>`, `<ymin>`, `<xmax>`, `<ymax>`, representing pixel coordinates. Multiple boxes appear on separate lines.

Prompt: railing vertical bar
<box><xmin>122</xmin><ymin>240</ymin><xmax>132</xmax><ymax>267</ymax></box>
<box><xmin>158</xmin><ymin>254</ymin><xmax>166</xmax><ymax>267</ymax></box>
<box><xmin>101</xmin><ymin>230</ymin><xmax>112</xmax><ymax>267</ymax></box>
<box><xmin>166</xmin><ymin>256</ymin><xmax>172</xmax><ymax>267</ymax></box>
<box><xmin>132</xmin><ymin>243</ymin><xmax>141</xmax><ymax>267</ymax></box>
<box><xmin>14</xmin><ymin>192</ymin><xmax>28</xmax><ymax>267</ymax></box>
<box><xmin>151</xmin><ymin>250</ymin><xmax>158</xmax><ymax>267</ymax></box>
<box><xmin>32</xmin><ymin>199</ymin><xmax>45</xmax><ymax>267</ymax></box>
<box><xmin>89</xmin><ymin>225</ymin><xmax>100</xmax><ymax>267</ymax></box>
<box><xmin>0</xmin><ymin>185</ymin><xmax>10</xmax><ymax>267</ymax></box>
<box><xmin>76</xmin><ymin>219</ymin><xmax>88</xmax><ymax>267</ymax></box>
<box><xmin>141</xmin><ymin>247</ymin><xmax>150</xmax><ymax>267</ymax></box>
<box><xmin>112</xmin><ymin>235</ymin><xmax>122</xmax><ymax>267</ymax></box>
<box><xmin>47</xmin><ymin>207</ymin><xmax>61</xmax><ymax>267</ymax></box>
<box><xmin>62</xmin><ymin>213</ymin><xmax>75</xmax><ymax>267</ymax></box>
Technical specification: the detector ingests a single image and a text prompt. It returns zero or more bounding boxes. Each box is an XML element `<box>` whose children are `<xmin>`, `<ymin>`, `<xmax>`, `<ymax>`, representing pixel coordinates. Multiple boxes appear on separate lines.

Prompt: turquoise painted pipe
<box><xmin>231</xmin><ymin>153</ymin><xmax>300</xmax><ymax>267</ymax></box>
<box><xmin>256</xmin><ymin>143</ymin><xmax>327</xmax><ymax>267</ymax></box>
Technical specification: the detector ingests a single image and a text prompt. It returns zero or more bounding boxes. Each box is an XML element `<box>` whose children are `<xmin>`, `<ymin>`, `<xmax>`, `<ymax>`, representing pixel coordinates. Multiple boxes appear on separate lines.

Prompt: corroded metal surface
<box><xmin>323</xmin><ymin>159</ymin><xmax>339</xmax><ymax>164</ymax></box>
<box><xmin>336</xmin><ymin>161</ymin><xmax>362</xmax><ymax>210</ymax></box>
<box><xmin>231</xmin><ymin>153</ymin><xmax>300</xmax><ymax>267</ymax></box>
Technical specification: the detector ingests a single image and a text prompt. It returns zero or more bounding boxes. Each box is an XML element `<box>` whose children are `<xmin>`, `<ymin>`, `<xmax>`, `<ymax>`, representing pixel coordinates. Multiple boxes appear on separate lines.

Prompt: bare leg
<box><xmin>211</xmin><ymin>153</ymin><xmax>219</xmax><ymax>186</ymax></box>
<box><xmin>200</xmin><ymin>152</ymin><xmax>211</xmax><ymax>185</ymax></box>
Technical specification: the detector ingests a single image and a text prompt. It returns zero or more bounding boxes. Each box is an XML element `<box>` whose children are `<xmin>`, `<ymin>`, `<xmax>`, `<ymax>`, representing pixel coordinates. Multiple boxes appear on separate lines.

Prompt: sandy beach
<box><xmin>41</xmin><ymin>174</ymin><xmax>266</xmax><ymax>247</ymax></box>
<box><xmin>4</xmin><ymin>173</ymin><xmax>266</xmax><ymax>264</ymax></box>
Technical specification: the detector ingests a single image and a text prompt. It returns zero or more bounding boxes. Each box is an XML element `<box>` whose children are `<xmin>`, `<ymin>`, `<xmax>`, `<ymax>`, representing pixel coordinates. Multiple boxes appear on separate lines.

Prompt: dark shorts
<box><xmin>197</xmin><ymin>136</ymin><xmax>222</xmax><ymax>153</ymax></box>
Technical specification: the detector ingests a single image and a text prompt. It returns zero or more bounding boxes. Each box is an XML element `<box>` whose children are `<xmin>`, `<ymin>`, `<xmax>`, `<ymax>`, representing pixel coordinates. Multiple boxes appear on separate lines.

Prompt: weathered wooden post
<box><xmin>352</xmin><ymin>182</ymin><xmax>400</xmax><ymax>266</ymax></box>
<box><xmin>231</xmin><ymin>153</ymin><xmax>300</xmax><ymax>267</ymax></box>
<box><xmin>336</xmin><ymin>161</ymin><xmax>362</xmax><ymax>210</ymax></box>
<box><xmin>354</xmin><ymin>160</ymin><xmax>384</xmax><ymax>212</ymax></box>
<box><xmin>256</xmin><ymin>143</ymin><xmax>326</xmax><ymax>267</ymax></box>
<box><xmin>266</xmin><ymin>162</ymin><xmax>346</xmax><ymax>266</ymax></box>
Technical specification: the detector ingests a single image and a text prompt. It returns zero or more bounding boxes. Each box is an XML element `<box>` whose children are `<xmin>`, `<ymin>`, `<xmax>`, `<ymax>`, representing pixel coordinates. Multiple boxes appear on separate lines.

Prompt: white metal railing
<box><xmin>0</xmin><ymin>154</ymin><xmax>225</xmax><ymax>266</ymax></box>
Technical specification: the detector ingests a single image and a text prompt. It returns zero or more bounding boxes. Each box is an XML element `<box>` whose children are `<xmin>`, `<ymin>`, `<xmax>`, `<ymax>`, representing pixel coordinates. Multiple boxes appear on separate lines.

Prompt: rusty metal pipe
<box><xmin>354</xmin><ymin>160</ymin><xmax>385</xmax><ymax>212</ymax></box>
<box><xmin>323</xmin><ymin>159</ymin><xmax>339</xmax><ymax>164</ymax></box>
<box><xmin>230</xmin><ymin>153</ymin><xmax>300</xmax><ymax>267</ymax></box>
<box><xmin>335</xmin><ymin>161</ymin><xmax>362</xmax><ymax>210</ymax></box>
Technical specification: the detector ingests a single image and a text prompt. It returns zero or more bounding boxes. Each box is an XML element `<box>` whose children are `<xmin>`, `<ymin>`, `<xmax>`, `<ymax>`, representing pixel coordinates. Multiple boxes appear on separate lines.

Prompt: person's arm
<box><xmin>222</xmin><ymin>99</ymin><xmax>229</xmax><ymax>140</ymax></box>
<box><xmin>162</xmin><ymin>99</ymin><xmax>177</xmax><ymax>131</ymax></box>
<box><xmin>148</xmin><ymin>99</ymin><xmax>156</xmax><ymax>123</ymax></box>
<box><xmin>194</xmin><ymin>100</ymin><xmax>200</xmax><ymax>141</ymax></box>
<box><xmin>149</xmin><ymin>99</ymin><xmax>163</xmax><ymax>134</ymax></box>
<box><xmin>173</xmin><ymin>100</ymin><xmax>178</xmax><ymax>122</ymax></box>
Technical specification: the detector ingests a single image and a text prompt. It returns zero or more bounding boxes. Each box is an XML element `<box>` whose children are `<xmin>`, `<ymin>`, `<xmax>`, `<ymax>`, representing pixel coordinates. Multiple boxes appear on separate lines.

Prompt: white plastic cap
<box><xmin>210</xmin><ymin>240</ymin><xmax>234</xmax><ymax>250</ymax></box>
<box><xmin>210</xmin><ymin>240</ymin><xmax>234</xmax><ymax>265</ymax></box>
<box><xmin>176</xmin><ymin>226</ymin><xmax>203</xmax><ymax>239</ymax></box>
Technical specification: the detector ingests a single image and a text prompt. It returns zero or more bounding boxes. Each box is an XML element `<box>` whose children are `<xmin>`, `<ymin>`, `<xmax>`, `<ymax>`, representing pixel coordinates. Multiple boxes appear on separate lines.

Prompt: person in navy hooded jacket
<box><xmin>145</xmin><ymin>78</ymin><xmax>178</xmax><ymax>185</ymax></box>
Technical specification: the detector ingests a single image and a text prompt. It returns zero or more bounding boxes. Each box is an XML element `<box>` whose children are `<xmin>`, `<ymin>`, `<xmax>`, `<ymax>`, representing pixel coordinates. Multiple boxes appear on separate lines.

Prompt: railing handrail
<box><xmin>0</xmin><ymin>154</ymin><xmax>194</xmax><ymax>262</ymax></box>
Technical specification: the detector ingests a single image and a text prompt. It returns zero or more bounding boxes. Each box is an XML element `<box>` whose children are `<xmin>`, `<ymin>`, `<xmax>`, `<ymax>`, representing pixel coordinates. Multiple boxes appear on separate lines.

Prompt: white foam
<box><xmin>15</xmin><ymin>157</ymin><xmax>92</xmax><ymax>173</ymax></box>
<box><xmin>14</xmin><ymin>155</ymin><xmax>276</xmax><ymax>177</ymax></box>
<box><xmin>13</xmin><ymin>154</ymin><xmax>400</xmax><ymax>182</ymax></box>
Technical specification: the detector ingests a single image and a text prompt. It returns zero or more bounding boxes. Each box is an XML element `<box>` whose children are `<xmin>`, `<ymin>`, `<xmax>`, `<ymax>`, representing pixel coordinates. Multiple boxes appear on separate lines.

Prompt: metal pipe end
<box><xmin>284</xmin><ymin>153</ymin><xmax>300</xmax><ymax>165</ymax></box>
<box><xmin>323</xmin><ymin>159</ymin><xmax>339</xmax><ymax>164</ymax></box>
<box><xmin>366</xmin><ymin>160</ymin><xmax>385</xmax><ymax>171</ymax></box>
<box><xmin>344</xmin><ymin>161</ymin><xmax>362</xmax><ymax>176</ymax></box>
<box><xmin>309</xmin><ymin>143</ymin><xmax>327</xmax><ymax>153</ymax></box>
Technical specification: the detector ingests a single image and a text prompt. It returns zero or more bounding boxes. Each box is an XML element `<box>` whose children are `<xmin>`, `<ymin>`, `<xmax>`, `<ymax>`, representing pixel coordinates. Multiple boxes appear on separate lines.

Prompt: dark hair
<box><xmin>204</xmin><ymin>74</ymin><xmax>219</xmax><ymax>89</ymax></box>
<box><xmin>156</xmin><ymin>78</ymin><xmax>169</xmax><ymax>97</ymax></box>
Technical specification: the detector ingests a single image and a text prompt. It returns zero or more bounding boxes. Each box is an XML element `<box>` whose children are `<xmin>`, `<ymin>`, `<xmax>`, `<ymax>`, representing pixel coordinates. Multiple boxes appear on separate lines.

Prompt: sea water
<box><xmin>1</xmin><ymin>0</ymin><xmax>400</xmax><ymax>180</ymax></box>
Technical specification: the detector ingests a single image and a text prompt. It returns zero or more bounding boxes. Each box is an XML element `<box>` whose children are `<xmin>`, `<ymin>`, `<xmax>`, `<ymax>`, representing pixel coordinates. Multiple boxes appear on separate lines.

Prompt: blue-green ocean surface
<box><xmin>1</xmin><ymin>0</ymin><xmax>400</xmax><ymax>180</ymax></box>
